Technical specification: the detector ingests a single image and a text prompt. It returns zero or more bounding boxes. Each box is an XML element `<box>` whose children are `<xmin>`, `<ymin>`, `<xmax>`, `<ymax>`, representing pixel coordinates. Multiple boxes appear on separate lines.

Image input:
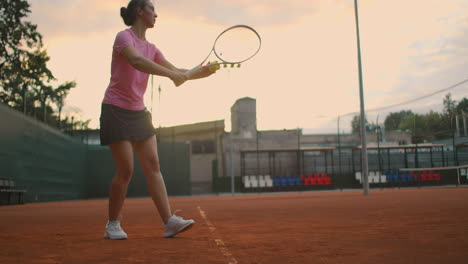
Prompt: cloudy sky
<box><xmin>27</xmin><ymin>0</ymin><xmax>468</xmax><ymax>133</ymax></box>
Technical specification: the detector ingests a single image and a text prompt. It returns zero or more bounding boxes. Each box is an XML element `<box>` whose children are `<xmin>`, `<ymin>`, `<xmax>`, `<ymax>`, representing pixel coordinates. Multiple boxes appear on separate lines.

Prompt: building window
<box><xmin>192</xmin><ymin>140</ymin><xmax>215</xmax><ymax>154</ymax></box>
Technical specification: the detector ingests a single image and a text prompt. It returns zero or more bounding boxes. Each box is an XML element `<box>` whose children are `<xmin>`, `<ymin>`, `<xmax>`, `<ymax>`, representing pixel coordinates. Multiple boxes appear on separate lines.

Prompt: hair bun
<box><xmin>120</xmin><ymin>7</ymin><xmax>127</xmax><ymax>17</ymax></box>
<box><xmin>120</xmin><ymin>7</ymin><xmax>130</xmax><ymax>26</ymax></box>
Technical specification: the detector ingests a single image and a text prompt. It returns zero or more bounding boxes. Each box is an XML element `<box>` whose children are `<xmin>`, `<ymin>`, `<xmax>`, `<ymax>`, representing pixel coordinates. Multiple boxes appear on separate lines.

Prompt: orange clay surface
<box><xmin>1</xmin><ymin>187</ymin><xmax>468</xmax><ymax>264</ymax></box>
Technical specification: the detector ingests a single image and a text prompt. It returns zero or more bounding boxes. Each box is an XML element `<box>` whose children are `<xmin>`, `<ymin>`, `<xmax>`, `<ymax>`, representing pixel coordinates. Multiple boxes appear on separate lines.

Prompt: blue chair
<box><xmin>390</xmin><ymin>171</ymin><xmax>398</xmax><ymax>182</ymax></box>
<box><xmin>385</xmin><ymin>171</ymin><xmax>394</xmax><ymax>182</ymax></box>
<box><xmin>273</xmin><ymin>176</ymin><xmax>282</xmax><ymax>187</ymax></box>
<box><xmin>398</xmin><ymin>172</ymin><xmax>406</xmax><ymax>182</ymax></box>
<box><xmin>295</xmin><ymin>175</ymin><xmax>302</xmax><ymax>186</ymax></box>
<box><xmin>280</xmin><ymin>176</ymin><xmax>289</xmax><ymax>187</ymax></box>
<box><xmin>405</xmin><ymin>172</ymin><xmax>414</xmax><ymax>182</ymax></box>
<box><xmin>287</xmin><ymin>176</ymin><xmax>296</xmax><ymax>186</ymax></box>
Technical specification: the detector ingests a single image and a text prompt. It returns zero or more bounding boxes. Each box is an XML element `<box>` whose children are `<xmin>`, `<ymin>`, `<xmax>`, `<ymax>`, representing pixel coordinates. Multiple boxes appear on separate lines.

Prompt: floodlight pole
<box><xmin>230</xmin><ymin>133</ymin><xmax>235</xmax><ymax>195</ymax></box>
<box><xmin>354</xmin><ymin>0</ymin><xmax>370</xmax><ymax>195</ymax></box>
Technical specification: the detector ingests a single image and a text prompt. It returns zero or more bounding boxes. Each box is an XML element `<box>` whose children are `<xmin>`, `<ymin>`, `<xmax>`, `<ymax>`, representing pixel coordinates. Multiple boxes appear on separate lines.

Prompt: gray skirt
<box><xmin>100</xmin><ymin>103</ymin><xmax>155</xmax><ymax>146</ymax></box>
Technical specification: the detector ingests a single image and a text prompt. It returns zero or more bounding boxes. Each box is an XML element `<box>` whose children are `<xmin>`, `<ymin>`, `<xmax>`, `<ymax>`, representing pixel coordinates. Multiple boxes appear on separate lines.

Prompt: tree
<box><xmin>51</xmin><ymin>81</ymin><xmax>76</xmax><ymax>128</ymax></box>
<box><xmin>1</xmin><ymin>0</ymin><xmax>44</xmax><ymax>109</ymax></box>
<box><xmin>456</xmin><ymin>98</ymin><xmax>468</xmax><ymax>113</ymax></box>
<box><xmin>443</xmin><ymin>93</ymin><xmax>457</xmax><ymax>118</ymax></box>
<box><xmin>0</xmin><ymin>0</ymin><xmax>42</xmax><ymax>74</ymax></box>
<box><xmin>384</xmin><ymin>110</ymin><xmax>413</xmax><ymax>131</ymax></box>
<box><xmin>351</xmin><ymin>115</ymin><xmax>373</xmax><ymax>133</ymax></box>
<box><xmin>0</xmin><ymin>0</ymin><xmax>85</xmax><ymax>130</ymax></box>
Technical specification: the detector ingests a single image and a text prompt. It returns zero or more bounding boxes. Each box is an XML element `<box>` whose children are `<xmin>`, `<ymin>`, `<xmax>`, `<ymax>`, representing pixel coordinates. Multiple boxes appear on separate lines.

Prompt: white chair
<box><xmin>243</xmin><ymin>176</ymin><xmax>251</xmax><ymax>188</ymax></box>
<box><xmin>258</xmin><ymin>175</ymin><xmax>266</xmax><ymax>187</ymax></box>
<box><xmin>249</xmin><ymin>175</ymin><xmax>258</xmax><ymax>188</ymax></box>
<box><xmin>375</xmin><ymin>171</ymin><xmax>382</xmax><ymax>183</ymax></box>
<box><xmin>264</xmin><ymin>175</ymin><xmax>273</xmax><ymax>187</ymax></box>
<box><xmin>355</xmin><ymin>172</ymin><xmax>362</xmax><ymax>183</ymax></box>
<box><xmin>370</xmin><ymin>171</ymin><xmax>380</xmax><ymax>183</ymax></box>
<box><xmin>378</xmin><ymin>171</ymin><xmax>387</xmax><ymax>183</ymax></box>
<box><xmin>460</xmin><ymin>168</ymin><xmax>467</xmax><ymax>177</ymax></box>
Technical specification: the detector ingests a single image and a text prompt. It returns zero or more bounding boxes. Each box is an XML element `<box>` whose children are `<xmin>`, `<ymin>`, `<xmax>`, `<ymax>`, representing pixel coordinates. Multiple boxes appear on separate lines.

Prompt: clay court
<box><xmin>1</xmin><ymin>187</ymin><xmax>468</xmax><ymax>264</ymax></box>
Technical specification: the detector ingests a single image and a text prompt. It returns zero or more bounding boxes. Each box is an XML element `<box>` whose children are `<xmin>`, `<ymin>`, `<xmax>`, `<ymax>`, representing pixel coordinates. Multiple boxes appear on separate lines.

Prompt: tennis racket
<box><xmin>175</xmin><ymin>24</ymin><xmax>262</xmax><ymax>86</ymax></box>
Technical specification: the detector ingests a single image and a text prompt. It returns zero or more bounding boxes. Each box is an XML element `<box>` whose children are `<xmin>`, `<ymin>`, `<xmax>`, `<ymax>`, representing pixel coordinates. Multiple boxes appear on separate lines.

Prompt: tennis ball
<box><xmin>208</xmin><ymin>61</ymin><xmax>220</xmax><ymax>72</ymax></box>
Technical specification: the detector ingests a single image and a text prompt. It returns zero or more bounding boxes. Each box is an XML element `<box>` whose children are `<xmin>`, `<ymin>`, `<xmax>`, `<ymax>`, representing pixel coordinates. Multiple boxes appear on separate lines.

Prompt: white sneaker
<box><xmin>163</xmin><ymin>211</ymin><xmax>195</xmax><ymax>238</ymax></box>
<box><xmin>104</xmin><ymin>220</ymin><xmax>128</xmax><ymax>240</ymax></box>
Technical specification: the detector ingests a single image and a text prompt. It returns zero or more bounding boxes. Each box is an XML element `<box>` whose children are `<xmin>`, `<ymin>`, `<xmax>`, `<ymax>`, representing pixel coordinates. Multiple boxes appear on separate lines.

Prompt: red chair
<box><xmin>316</xmin><ymin>178</ymin><xmax>324</xmax><ymax>185</ymax></box>
<box><xmin>300</xmin><ymin>174</ymin><xmax>307</xmax><ymax>185</ymax></box>
<box><xmin>303</xmin><ymin>176</ymin><xmax>311</xmax><ymax>186</ymax></box>
<box><xmin>324</xmin><ymin>177</ymin><xmax>331</xmax><ymax>185</ymax></box>
<box><xmin>310</xmin><ymin>178</ymin><xmax>317</xmax><ymax>185</ymax></box>
<box><xmin>420</xmin><ymin>171</ymin><xmax>428</xmax><ymax>181</ymax></box>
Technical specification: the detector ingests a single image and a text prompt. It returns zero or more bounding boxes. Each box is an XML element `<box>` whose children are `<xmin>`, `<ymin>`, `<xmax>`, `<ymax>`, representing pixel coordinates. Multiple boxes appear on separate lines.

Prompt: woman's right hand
<box><xmin>171</xmin><ymin>71</ymin><xmax>188</xmax><ymax>87</ymax></box>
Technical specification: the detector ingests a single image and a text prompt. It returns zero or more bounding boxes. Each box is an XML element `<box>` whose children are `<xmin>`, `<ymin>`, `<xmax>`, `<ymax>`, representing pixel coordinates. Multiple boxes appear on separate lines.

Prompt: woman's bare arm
<box><xmin>121</xmin><ymin>46</ymin><xmax>187</xmax><ymax>86</ymax></box>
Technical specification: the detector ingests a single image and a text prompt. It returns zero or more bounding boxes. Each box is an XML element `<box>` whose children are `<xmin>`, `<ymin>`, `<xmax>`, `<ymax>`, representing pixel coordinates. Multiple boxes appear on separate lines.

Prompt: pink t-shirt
<box><xmin>103</xmin><ymin>29</ymin><xmax>165</xmax><ymax>110</ymax></box>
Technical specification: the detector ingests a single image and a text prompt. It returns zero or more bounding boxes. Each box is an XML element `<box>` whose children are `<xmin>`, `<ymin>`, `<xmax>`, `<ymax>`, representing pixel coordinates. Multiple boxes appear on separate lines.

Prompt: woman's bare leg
<box><xmin>132</xmin><ymin>135</ymin><xmax>172</xmax><ymax>223</ymax></box>
<box><xmin>108</xmin><ymin>141</ymin><xmax>134</xmax><ymax>221</ymax></box>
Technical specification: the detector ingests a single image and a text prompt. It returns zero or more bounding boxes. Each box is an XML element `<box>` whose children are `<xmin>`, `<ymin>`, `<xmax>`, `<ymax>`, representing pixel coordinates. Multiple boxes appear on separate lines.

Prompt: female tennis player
<box><xmin>101</xmin><ymin>0</ymin><xmax>215</xmax><ymax>240</ymax></box>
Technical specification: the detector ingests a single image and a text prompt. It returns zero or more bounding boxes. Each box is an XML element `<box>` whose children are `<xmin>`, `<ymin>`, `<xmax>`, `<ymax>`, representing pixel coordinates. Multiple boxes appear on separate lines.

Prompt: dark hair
<box><xmin>120</xmin><ymin>0</ymin><xmax>148</xmax><ymax>26</ymax></box>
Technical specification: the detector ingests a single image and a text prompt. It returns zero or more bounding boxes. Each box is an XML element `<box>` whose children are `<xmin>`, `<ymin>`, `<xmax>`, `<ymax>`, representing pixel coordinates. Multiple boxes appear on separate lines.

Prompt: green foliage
<box><xmin>351</xmin><ymin>115</ymin><xmax>374</xmax><ymax>133</ymax></box>
<box><xmin>379</xmin><ymin>93</ymin><xmax>466</xmax><ymax>143</ymax></box>
<box><xmin>384</xmin><ymin>110</ymin><xmax>413</xmax><ymax>131</ymax></box>
<box><xmin>398</xmin><ymin>111</ymin><xmax>451</xmax><ymax>143</ymax></box>
<box><xmin>0</xmin><ymin>0</ymin><xmax>88</xmax><ymax>130</ymax></box>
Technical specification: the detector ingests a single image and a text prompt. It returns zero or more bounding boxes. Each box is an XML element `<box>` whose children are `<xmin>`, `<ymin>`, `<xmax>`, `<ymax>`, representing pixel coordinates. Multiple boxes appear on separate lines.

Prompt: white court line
<box><xmin>197</xmin><ymin>206</ymin><xmax>238</xmax><ymax>264</ymax></box>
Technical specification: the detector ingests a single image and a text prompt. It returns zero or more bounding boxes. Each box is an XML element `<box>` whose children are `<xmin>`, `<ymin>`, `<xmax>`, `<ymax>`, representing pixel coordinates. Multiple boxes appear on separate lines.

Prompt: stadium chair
<box><xmin>426</xmin><ymin>171</ymin><xmax>434</xmax><ymax>181</ymax></box>
<box><xmin>303</xmin><ymin>178</ymin><xmax>310</xmax><ymax>186</ymax></box>
<box><xmin>302</xmin><ymin>174</ymin><xmax>310</xmax><ymax>185</ymax></box>
<box><xmin>273</xmin><ymin>176</ymin><xmax>282</xmax><ymax>187</ymax></box>
<box><xmin>316</xmin><ymin>176</ymin><xmax>324</xmax><ymax>185</ymax></box>
<box><xmin>374</xmin><ymin>171</ymin><xmax>381</xmax><ymax>183</ymax></box>
<box><xmin>380</xmin><ymin>173</ymin><xmax>387</xmax><ymax>183</ymax></box>
<box><xmin>461</xmin><ymin>168</ymin><xmax>467</xmax><ymax>177</ymax></box>
<box><xmin>394</xmin><ymin>171</ymin><xmax>401</xmax><ymax>182</ymax></box>
<box><xmin>324</xmin><ymin>177</ymin><xmax>331</xmax><ymax>185</ymax></box>
<box><xmin>406</xmin><ymin>172</ymin><xmax>414</xmax><ymax>182</ymax></box>
<box><xmin>294</xmin><ymin>175</ymin><xmax>302</xmax><ymax>186</ymax></box>
<box><xmin>280</xmin><ymin>176</ymin><xmax>288</xmax><ymax>187</ymax></box>
<box><xmin>249</xmin><ymin>175</ymin><xmax>259</xmax><ymax>188</ymax></box>
<box><xmin>310</xmin><ymin>177</ymin><xmax>318</xmax><ymax>185</ymax></box>
<box><xmin>420</xmin><ymin>171</ymin><xmax>428</xmax><ymax>181</ymax></box>
<box><xmin>287</xmin><ymin>176</ymin><xmax>296</xmax><ymax>186</ymax></box>
<box><xmin>381</xmin><ymin>171</ymin><xmax>388</xmax><ymax>183</ymax></box>
<box><xmin>433</xmin><ymin>172</ymin><xmax>441</xmax><ymax>181</ymax></box>
<box><xmin>264</xmin><ymin>175</ymin><xmax>274</xmax><ymax>187</ymax></box>
<box><xmin>243</xmin><ymin>176</ymin><xmax>251</xmax><ymax>188</ymax></box>
<box><xmin>355</xmin><ymin>172</ymin><xmax>362</xmax><ymax>183</ymax></box>
<box><xmin>398</xmin><ymin>172</ymin><xmax>407</xmax><ymax>182</ymax></box>
<box><xmin>258</xmin><ymin>175</ymin><xmax>266</xmax><ymax>188</ymax></box>
<box><xmin>386</xmin><ymin>171</ymin><xmax>395</xmax><ymax>183</ymax></box>
<box><xmin>378</xmin><ymin>172</ymin><xmax>386</xmax><ymax>183</ymax></box>
<box><xmin>368</xmin><ymin>171</ymin><xmax>375</xmax><ymax>183</ymax></box>
<box><xmin>382</xmin><ymin>171</ymin><xmax>389</xmax><ymax>183</ymax></box>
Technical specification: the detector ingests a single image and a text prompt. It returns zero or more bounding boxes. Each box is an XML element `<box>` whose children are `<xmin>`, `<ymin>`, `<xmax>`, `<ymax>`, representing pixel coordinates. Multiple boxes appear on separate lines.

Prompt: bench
<box><xmin>0</xmin><ymin>178</ymin><xmax>27</xmax><ymax>205</ymax></box>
